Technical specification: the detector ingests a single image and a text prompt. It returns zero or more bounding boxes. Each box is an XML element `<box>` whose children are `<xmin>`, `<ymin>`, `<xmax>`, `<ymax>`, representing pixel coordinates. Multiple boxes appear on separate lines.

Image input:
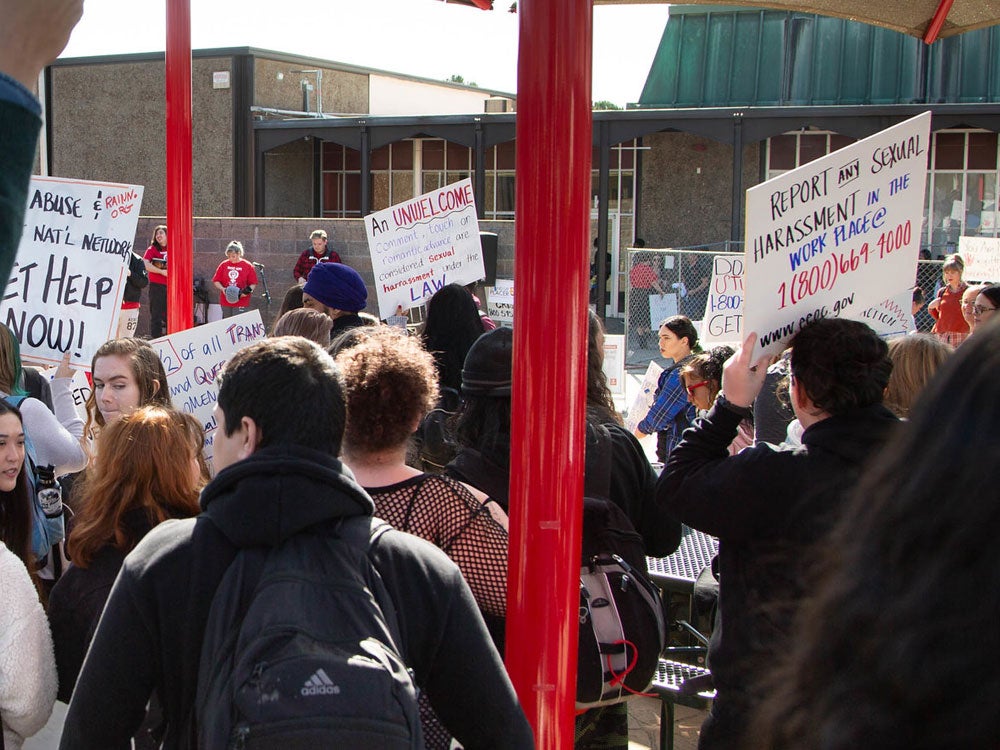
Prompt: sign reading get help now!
<box><xmin>365</xmin><ymin>178</ymin><xmax>485</xmax><ymax>319</ymax></box>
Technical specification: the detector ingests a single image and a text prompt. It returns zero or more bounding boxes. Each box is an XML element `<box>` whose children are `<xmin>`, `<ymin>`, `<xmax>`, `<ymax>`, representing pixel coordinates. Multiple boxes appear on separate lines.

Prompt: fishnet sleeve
<box><xmin>402</xmin><ymin>475</ymin><xmax>508</xmax><ymax>618</ymax></box>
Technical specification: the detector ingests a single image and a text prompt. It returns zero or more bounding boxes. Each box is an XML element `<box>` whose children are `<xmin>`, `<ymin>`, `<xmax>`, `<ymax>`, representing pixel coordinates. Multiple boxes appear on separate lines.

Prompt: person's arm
<box><xmin>0</xmin><ymin>544</ymin><xmax>57</xmax><ymax>743</ymax></box>
<box><xmin>20</xmin><ymin>393</ymin><xmax>87</xmax><ymax>475</ymax></box>
<box><xmin>60</xmin><ymin>563</ymin><xmax>158</xmax><ymax>750</ymax></box>
<box><xmin>128</xmin><ymin>253</ymin><xmax>149</xmax><ymax>289</ymax></box>
<box><xmin>0</xmin><ymin>0</ymin><xmax>84</xmax><ymax>285</ymax></box>
<box><xmin>375</xmin><ymin>534</ymin><xmax>533</xmax><ymax>749</ymax></box>
<box><xmin>292</xmin><ymin>250</ymin><xmax>309</xmax><ymax>282</ymax></box>
<box><xmin>607</xmin><ymin>425</ymin><xmax>681</xmax><ymax>557</ymax></box>
<box><xmin>657</xmin><ymin>334</ymin><xmax>778</xmax><ymax>539</ymax></box>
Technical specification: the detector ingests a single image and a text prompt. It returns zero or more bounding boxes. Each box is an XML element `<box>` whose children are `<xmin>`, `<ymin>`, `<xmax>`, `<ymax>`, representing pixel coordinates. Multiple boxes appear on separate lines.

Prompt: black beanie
<box><xmin>461</xmin><ymin>327</ymin><xmax>512</xmax><ymax>397</ymax></box>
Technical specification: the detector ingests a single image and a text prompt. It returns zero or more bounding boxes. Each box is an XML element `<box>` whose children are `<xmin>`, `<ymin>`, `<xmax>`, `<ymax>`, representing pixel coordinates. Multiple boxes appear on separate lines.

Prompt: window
<box><xmin>764</xmin><ymin>129</ymin><xmax>856</xmax><ymax>179</ymax></box>
<box><xmin>926</xmin><ymin>130</ymin><xmax>999</xmax><ymax>251</ymax></box>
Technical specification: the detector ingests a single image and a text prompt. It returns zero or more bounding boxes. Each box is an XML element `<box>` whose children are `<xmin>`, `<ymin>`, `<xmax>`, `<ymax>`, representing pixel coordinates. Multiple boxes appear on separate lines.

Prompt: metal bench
<box><xmin>650</xmin><ymin>658</ymin><xmax>716</xmax><ymax>750</ymax></box>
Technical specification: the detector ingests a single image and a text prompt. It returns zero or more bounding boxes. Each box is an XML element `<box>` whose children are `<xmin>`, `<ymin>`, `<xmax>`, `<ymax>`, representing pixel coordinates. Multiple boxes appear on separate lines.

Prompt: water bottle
<box><xmin>37</xmin><ymin>465</ymin><xmax>63</xmax><ymax>519</ymax></box>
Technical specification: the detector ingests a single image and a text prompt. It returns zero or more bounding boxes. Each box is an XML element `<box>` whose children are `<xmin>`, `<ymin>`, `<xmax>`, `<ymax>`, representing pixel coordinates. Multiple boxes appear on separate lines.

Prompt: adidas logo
<box><xmin>300</xmin><ymin>668</ymin><xmax>341</xmax><ymax>697</ymax></box>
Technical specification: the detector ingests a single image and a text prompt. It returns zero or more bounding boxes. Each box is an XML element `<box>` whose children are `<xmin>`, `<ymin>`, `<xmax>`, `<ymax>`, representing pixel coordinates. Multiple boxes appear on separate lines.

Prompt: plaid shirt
<box><xmin>638</xmin><ymin>356</ymin><xmax>696</xmax><ymax>442</ymax></box>
<box><xmin>292</xmin><ymin>247</ymin><xmax>341</xmax><ymax>281</ymax></box>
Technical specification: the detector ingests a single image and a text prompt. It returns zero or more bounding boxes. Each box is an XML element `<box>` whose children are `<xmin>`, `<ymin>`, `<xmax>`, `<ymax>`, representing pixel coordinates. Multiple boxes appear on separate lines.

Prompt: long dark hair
<box><xmin>0</xmin><ymin>400</ymin><xmax>32</xmax><ymax>571</ymax></box>
<box><xmin>750</xmin><ymin>318</ymin><xmax>1000</xmax><ymax>749</ymax></box>
<box><xmin>587</xmin><ymin>309</ymin><xmax>621</xmax><ymax>426</ymax></box>
<box><xmin>421</xmin><ymin>284</ymin><xmax>485</xmax><ymax>392</ymax></box>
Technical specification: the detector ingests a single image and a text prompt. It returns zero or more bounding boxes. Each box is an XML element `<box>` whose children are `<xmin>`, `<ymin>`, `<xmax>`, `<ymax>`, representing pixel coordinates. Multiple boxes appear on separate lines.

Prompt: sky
<box><xmin>58</xmin><ymin>0</ymin><xmax>671</xmax><ymax>107</ymax></box>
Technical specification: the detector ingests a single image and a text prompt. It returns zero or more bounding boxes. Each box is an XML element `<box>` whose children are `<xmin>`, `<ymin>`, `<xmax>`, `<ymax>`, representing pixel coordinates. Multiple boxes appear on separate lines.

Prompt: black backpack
<box><xmin>576</xmin><ymin>425</ymin><xmax>667</xmax><ymax>709</ymax></box>
<box><xmin>196</xmin><ymin>516</ymin><xmax>424</xmax><ymax>749</ymax></box>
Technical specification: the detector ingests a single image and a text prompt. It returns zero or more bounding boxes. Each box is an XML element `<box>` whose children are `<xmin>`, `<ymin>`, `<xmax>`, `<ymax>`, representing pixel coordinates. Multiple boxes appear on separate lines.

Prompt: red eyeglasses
<box><xmin>686</xmin><ymin>380</ymin><xmax>710</xmax><ymax>396</ymax></box>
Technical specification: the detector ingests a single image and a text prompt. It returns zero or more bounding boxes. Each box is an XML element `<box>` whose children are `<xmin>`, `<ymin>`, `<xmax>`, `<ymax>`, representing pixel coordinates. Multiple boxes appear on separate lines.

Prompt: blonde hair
<box><xmin>884</xmin><ymin>334</ymin><xmax>953</xmax><ymax>418</ymax></box>
<box><xmin>226</xmin><ymin>241</ymin><xmax>244</xmax><ymax>256</ymax></box>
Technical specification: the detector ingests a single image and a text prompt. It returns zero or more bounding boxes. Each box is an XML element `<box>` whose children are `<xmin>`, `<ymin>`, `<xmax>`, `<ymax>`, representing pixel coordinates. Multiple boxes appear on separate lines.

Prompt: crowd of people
<box><xmin>2</xmin><ymin>5</ymin><xmax>998</xmax><ymax>747</ymax></box>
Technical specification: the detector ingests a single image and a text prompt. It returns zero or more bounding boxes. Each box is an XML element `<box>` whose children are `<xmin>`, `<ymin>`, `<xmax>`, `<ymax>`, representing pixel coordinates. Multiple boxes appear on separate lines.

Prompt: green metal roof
<box><xmin>636</xmin><ymin>8</ymin><xmax>1000</xmax><ymax>108</ymax></box>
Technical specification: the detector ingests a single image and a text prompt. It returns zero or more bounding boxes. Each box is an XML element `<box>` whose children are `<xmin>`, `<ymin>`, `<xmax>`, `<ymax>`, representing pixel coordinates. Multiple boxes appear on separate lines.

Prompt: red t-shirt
<box><xmin>630</xmin><ymin>263</ymin><xmax>657</xmax><ymax>290</ymax></box>
<box><xmin>930</xmin><ymin>282</ymin><xmax>969</xmax><ymax>335</ymax></box>
<box><xmin>212</xmin><ymin>259</ymin><xmax>259</xmax><ymax>308</ymax></box>
<box><xmin>143</xmin><ymin>244</ymin><xmax>167</xmax><ymax>285</ymax></box>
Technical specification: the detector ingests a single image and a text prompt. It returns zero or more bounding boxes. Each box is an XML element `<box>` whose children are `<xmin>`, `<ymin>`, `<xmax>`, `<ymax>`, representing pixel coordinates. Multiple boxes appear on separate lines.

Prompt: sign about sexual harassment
<box><xmin>151</xmin><ymin>310</ymin><xmax>266</xmax><ymax>463</ymax></box>
<box><xmin>3</xmin><ymin>176</ymin><xmax>143</xmax><ymax>367</ymax></box>
<box><xmin>743</xmin><ymin>112</ymin><xmax>930</xmax><ymax>357</ymax></box>
<box><xmin>365</xmin><ymin>178</ymin><xmax>485</xmax><ymax>319</ymax></box>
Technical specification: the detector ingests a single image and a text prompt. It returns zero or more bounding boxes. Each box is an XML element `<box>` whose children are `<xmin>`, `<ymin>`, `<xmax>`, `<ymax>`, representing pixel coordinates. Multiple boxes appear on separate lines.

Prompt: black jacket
<box><xmin>447</xmin><ymin>422</ymin><xmax>681</xmax><ymax>558</ymax></box>
<box><xmin>658</xmin><ymin>401</ymin><xmax>898</xmax><ymax>707</ymax></box>
<box><xmin>61</xmin><ymin>446</ymin><xmax>532</xmax><ymax>750</ymax></box>
<box><xmin>121</xmin><ymin>252</ymin><xmax>149</xmax><ymax>304</ymax></box>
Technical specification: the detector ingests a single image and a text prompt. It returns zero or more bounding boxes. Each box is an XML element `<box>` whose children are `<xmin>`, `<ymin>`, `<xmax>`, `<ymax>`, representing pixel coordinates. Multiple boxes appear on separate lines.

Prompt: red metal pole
<box><xmin>922</xmin><ymin>0</ymin><xmax>954</xmax><ymax>44</ymax></box>
<box><xmin>506</xmin><ymin>0</ymin><xmax>592</xmax><ymax>745</ymax></box>
<box><xmin>166</xmin><ymin>0</ymin><xmax>193</xmax><ymax>333</ymax></box>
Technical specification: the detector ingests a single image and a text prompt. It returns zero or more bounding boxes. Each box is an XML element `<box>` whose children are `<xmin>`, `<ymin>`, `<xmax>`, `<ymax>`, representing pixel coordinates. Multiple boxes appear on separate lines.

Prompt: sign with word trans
<box><xmin>365</xmin><ymin>178</ymin><xmax>485</xmax><ymax>319</ymax></box>
<box><xmin>744</xmin><ymin>112</ymin><xmax>930</xmax><ymax>357</ymax></box>
<box><xmin>151</xmin><ymin>311</ymin><xmax>266</xmax><ymax>465</ymax></box>
<box><xmin>3</xmin><ymin>176</ymin><xmax>143</xmax><ymax>367</ymax></box>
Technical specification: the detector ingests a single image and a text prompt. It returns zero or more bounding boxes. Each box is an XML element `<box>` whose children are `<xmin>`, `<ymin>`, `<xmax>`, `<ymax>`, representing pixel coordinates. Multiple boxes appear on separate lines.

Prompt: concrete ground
<box><xmin>629</xmin><ymin>697</ymin><xmax>705</xmax><ymax>750</ymax></box>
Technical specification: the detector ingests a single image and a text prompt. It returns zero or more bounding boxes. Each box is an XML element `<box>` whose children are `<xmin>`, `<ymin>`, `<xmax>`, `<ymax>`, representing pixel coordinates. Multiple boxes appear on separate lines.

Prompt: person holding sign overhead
<box><xmin>142</xmin><ymin>225</ymin><xmax>168</xmax><ymax>338</ymax></box>
<box><xmin>212</xmin><ymin>241</ymin><xmax>258</xmax><ymax>318</ymax></box>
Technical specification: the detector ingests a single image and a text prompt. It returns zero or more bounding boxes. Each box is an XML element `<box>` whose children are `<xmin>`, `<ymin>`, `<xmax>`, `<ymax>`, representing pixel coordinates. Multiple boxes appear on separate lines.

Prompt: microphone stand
<box><xmin>252</xmin><ymin>262</ymin><xmax>272</xmax><ymax>304</ymax></box>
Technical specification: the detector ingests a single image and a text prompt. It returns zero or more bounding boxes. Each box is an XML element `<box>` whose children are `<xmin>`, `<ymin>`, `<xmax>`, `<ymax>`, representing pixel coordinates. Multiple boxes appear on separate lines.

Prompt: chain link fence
<box><xmin>623</xmin><ymin>244</ymin><xmax>949</xmax><ymax>368</ymax></box>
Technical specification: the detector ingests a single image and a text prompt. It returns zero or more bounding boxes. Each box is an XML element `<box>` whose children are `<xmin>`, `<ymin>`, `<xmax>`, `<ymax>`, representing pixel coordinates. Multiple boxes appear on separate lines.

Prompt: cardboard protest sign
<box><xmin>602</xmin><ymin>334</ymin><xmax>625</xmax><ymax>396</ymax></box>
<box><xmin>854</xmin><ymin>288</ymin><xmax>914</xmax><ymax>337</ymax></box>
<box><xmin>150</xmin><ymin>311</ymin><xmax>266</xmax><ymax>463</ymax></box>
<box><xmin>701</xmin><ymin>255</ymin><xmax>745</xmax><ymax>345</ymax></box>
<box><xmin>366</xmin><ymin>178</ymin><xmax>485</xmax><ymax>319</ymax></box>
<box><xmin>486</xmin><ymin>279</ymin><xmax>514</xmax><ymax>324</ymax></box>
<box><xmin>3</xmin><ymin>177</ymin><xmax>143</xmax><ymax>367</ymax></box>
<box><xmin>958</xmin><ymin>236</ymin><xmax>1000</xmax><ymax>282</ymax></box>
<box><xmin>624</xmin><ymin>360</ymin><xmax>663</xmax><ymax>434</ymax></box>
<box><xmin>744</xmin><ymin>112</ymin><xmax>930</xmax><ymax>357</ymax></box>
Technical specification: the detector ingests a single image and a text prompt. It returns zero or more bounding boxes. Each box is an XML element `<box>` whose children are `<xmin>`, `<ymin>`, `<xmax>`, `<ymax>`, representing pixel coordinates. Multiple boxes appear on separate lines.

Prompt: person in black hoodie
<box><xmin>61</xmin><ymin>336</ymin><xmax>531</xmax><ymax>750</ymax></box>
<box><xmin>658</xmin><ymin>319</ymin><xmax>898</xmax><ymax>750</ymax></box>
<box><xmin>117</xmin><ymin>251</ymin><xmax>148</xmax><ymax>338</ymax></box>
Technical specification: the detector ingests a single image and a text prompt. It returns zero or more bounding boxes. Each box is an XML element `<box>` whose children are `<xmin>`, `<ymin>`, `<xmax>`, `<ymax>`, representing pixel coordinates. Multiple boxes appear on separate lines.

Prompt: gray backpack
<box><xmin>195</xmin><ymin>516</ymin><xmax>424</xmax><ymax>749</ymax></box>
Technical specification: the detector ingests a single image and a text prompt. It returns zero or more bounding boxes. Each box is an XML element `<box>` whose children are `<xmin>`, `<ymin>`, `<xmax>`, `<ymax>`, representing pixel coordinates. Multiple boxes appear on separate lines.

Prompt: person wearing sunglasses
<box><xmin>972</xmin><ymin>285</ymin><xmax>1000</xmax><ymax>331</ymax></box>
<box><xmin>680</xmin><ymin>346</ymin><xmax>754</xmax><ymax>455</ymax></box>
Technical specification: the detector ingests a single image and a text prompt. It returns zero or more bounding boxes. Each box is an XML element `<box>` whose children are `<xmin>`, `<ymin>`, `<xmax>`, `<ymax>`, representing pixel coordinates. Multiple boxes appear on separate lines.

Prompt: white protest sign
<box><xmin>701</xmin><ymin>255</ymin><xmax>745</xmax><ymax>345</ymax></box>
<box><xmin>366</xmin><ymin>178</ymin><xmax>484</xmax><ymax>319</ymax></box>
<box><xmin>853</xmin><ymin>288</ymin><xmax>914</xmax><ymax>337</ymax></box>
<box><xmin>602</xmin><ymin>334</ymin><xmax>625</xmax><ymax>396</ymax></box>
<box><xmin>958</xmin><ymin>236</ymin><xmax>1000</xmax><ymax>282</ymax></box>
<box><xmin>648</xmin><ymin>293</ymin><xmax>678</xmax><ymax>328</ymax></box>
<box><xmin>150</xmin><ymin>310</ymin><xmax>266</xmax><ymax>463</ymax></box>
<box><xmin>744</xmin><ymin>112</ymin><xmax>930</xmax><ymax>357</ymax></box>
<box><xmin>624</xmin><ymin>360</ymin><xmax>663</xmax><ymax>434</ymax></box>
<box><xmin>3</xmin><ymin>176</ymin><xmax>143</xmax><ymax>367</ymax></box>
<box><xmin>486</xmin><ymin>279</ymin><xmax>514</xmax><ymax>323</ymax></box>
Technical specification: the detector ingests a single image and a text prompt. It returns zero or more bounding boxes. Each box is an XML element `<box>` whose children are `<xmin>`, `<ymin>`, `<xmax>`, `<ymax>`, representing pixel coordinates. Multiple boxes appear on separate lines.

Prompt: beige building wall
<box><xmin>263</xmin><ymin>139</ymin><xmax>314</xmax><ymax>216</ymax></box>
<box><xmin>254</xmin><ymin>58</ymin><xmax>369</xmax><ymax>114</ymax></box>
<box><xmin>638</xmin><ymin>131</ymin><xmax>760</xmax><ymax>248</ymax></box>
<box><xmin>49</xmin><ymin>56</ymin><xmax>235</xmax><ymax>217</ymax></box>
